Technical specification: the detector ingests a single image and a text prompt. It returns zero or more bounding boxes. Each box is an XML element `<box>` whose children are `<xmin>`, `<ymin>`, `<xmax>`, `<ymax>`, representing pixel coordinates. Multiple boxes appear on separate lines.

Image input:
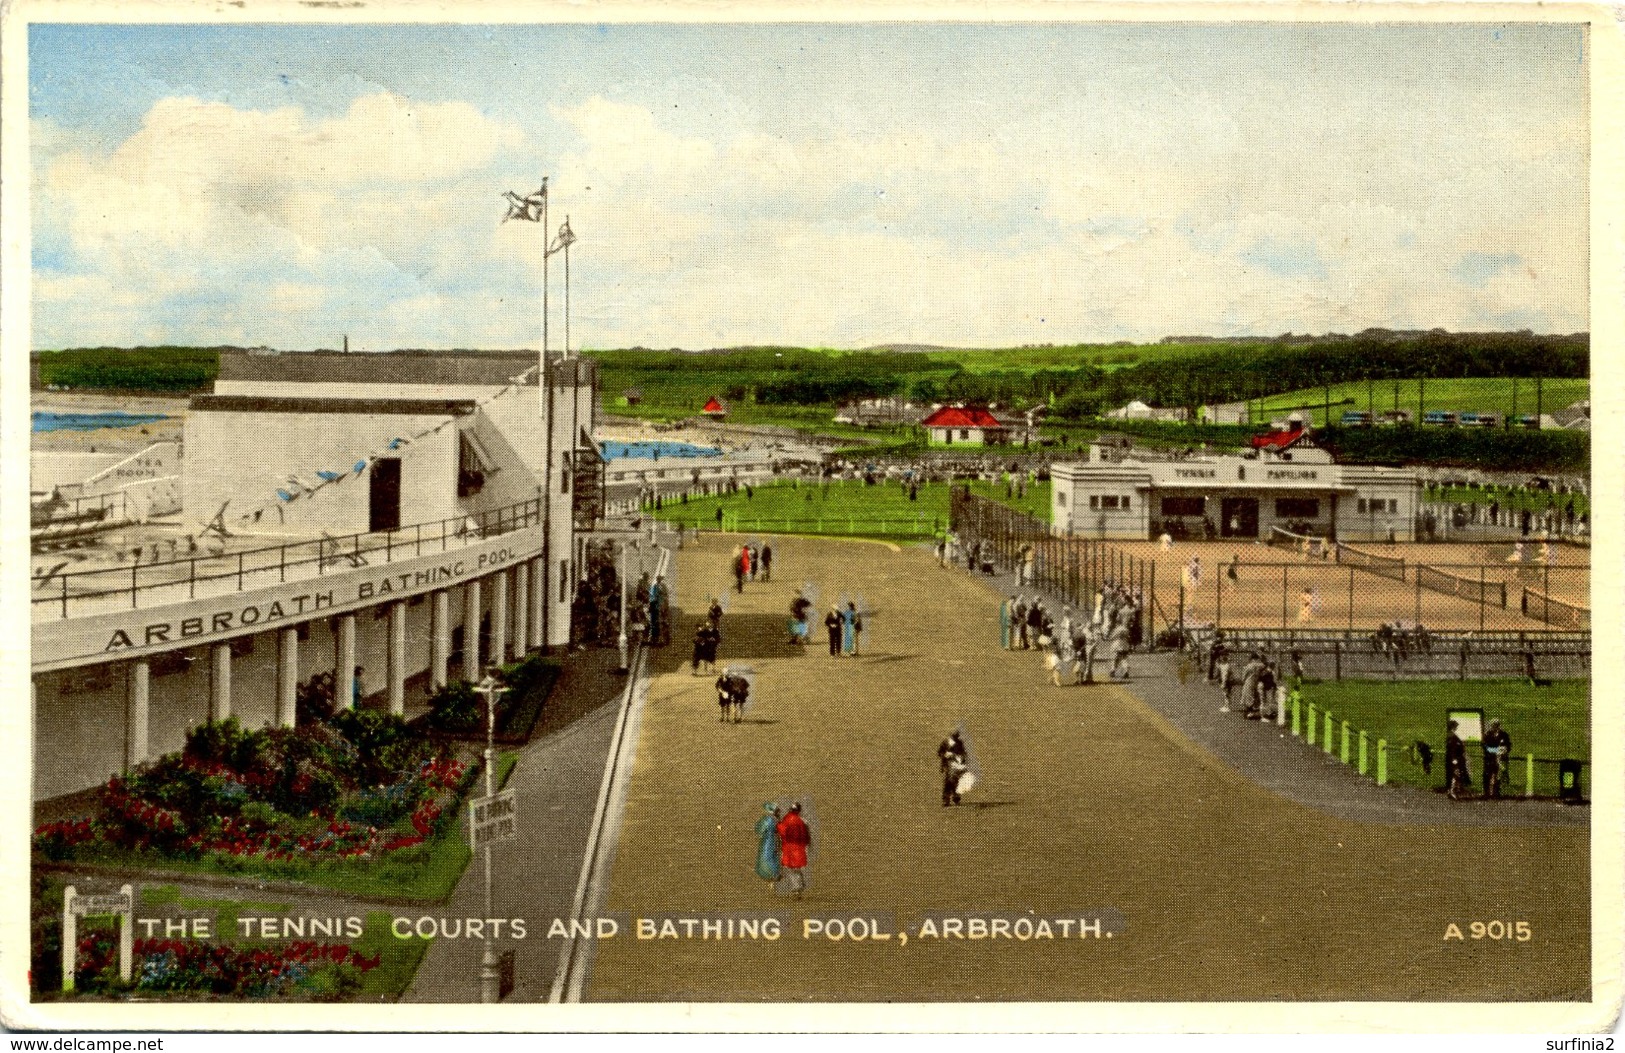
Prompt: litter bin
<box><xmin>1558</xmin><ymin>759</ymin><xmax>1584</xmax><ymax>803</ymax></box>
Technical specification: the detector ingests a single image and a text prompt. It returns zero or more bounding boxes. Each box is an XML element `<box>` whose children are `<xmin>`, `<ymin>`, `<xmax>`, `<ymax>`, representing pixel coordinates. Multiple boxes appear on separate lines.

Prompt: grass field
<box><xmin>651</xmin><ymin>478</ymin><xmax>1051</xmax><ymax>539</ymax></box>
<box><xmin>1292</xmin><ymin>680</ymin><xmax>1590</xmax><ymax>798</ymax></box>
<box><xmin>1257</xmin><ymin>378</ymin><xmax>1590</xmax><ymax>428</ymax></box>
<box><xmin>586</xmin><ymin>534</ymin><xmax>1590</xmax><ymax>1002</ymax></box>
<box><xmin>1424</xmin><ymin>484</ymin><xmax>1589</xmax><ymax>519</ymax></box>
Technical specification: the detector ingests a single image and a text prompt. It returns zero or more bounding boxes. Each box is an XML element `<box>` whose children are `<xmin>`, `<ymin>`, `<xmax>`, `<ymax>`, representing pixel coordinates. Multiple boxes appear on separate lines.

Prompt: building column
<box><xmin>491</xmin><ymin>569</ymin><xmax>510</xmax><ymax>667</ymax></box>
<box><xmin>209</xmin><ymin>642</ymin><xmax>233</xmax><ymax>722</ymax></box>
<box><xmin>512</xmin><ymin>563</ymin><xmax>529</xmax><ymax>659</ymax></box>
<box><xmin>528</xmin><ymin>557</ymin><xmax>545</xmax><ymax>651</ymax></box>
<box><xmin>276</xmin><ymin>628</ymin><xmax>298</xmax><ymax>727</ymax></box>
<box><xmin>335</xmin><ymin>613</ymin><xmax>357</xmax><ymax>710</ymax></box>
<box><xmin>387</xmin><ymin>600</ymin><xmax>407</xmax><ymax>716</ymax></box>
<box><xmin>124</xmin><ymin>659</ymin><xmax>150</xmax><ymax>772</ymax></box>
<box><xmin>463</xmin><ymin>578</ymin><xmax>482</xmax><ymax>678</ymax></box>
<box><xmin>430</xmin><ymin>589</ymin><xmax>450</xmax><ymax>690</ymax></box>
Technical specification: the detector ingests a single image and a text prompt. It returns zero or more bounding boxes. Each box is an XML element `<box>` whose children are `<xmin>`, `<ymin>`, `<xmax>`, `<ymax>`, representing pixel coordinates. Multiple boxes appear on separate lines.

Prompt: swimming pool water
<box><xmin>32</xmin><ymin>411</ymin><xmax>170</xmax><ymax>433</ymax></box>
<box><xmin>600</xmin><ymin>440</ymin><xmax>723</xmax><ymax>460</ymax></box>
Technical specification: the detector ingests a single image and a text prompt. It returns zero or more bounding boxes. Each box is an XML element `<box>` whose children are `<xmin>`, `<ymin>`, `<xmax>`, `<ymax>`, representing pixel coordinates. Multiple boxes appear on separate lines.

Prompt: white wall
<box><xmin>183</xmin><ymin>409</ymin><xmax>459</xmax><ymax>537</ymax></box>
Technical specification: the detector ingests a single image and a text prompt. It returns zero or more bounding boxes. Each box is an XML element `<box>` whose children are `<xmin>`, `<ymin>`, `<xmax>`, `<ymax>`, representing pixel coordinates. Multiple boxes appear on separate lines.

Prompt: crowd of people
<box><xmin>1001</xmin><ymin>581</ymin><xmax>1142</xmax><ymax>687</ymax></box>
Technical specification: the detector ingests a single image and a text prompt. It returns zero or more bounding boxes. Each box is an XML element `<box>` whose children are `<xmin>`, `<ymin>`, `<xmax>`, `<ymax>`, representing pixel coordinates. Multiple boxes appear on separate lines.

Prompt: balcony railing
<box><xmin>34</xmin><ymin>497</ymin><xmax>545</xmax><ymax>620</ymax></box>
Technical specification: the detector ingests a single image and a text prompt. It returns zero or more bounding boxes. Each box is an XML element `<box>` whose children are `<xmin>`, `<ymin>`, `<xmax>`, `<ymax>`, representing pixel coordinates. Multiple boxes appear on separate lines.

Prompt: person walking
<box><xmin>825</xmin><ymin>605</ymin><xmax>843</xmax><ymax>657</ymax></box>
<box><xmin>708</xmin><ymin>597</ymin><xmax>724</xmax><ymax>628</ymax></box>
<box><xmin>755</xmin><ymin>803</ymin><xmax>783</xmax><ymax>884</ymax></box>
<box><xmin>760</xmin><ymin>543</ymin><xmax>773</xmax><ymax>582</ymax></box>
<box><xmin>748</xmin><ymin>545</ymin><xmax>760</xmax><ymax>582</ymax></box>
<box><xmin>648</xmin><ymin>576</ymin><xmax>668</xmax><ymax>646</ymax></box>
<box><xmin>776</xmin><ymin>803</ymin><xmax>811</xmax><ymax>897</ymax></box>
<box><xmin>843</xmin><ymin>601</ymin><xmax>862</xmax><ymax>656</ymax></box>
<box><xmin>715</xmin><ymin>506</ymin><xmax>724</xmax><ymax>531</ymax></box>
<box><xmin>938</xmin><ymin>730</ymin><xmax>970</xmax><ymax>806</ymax></box>
<box><xmin>1445</xmin><ymin>719</ymin><xmax>1472</xmax><ymax>800</ymax></box>
<box><xmin>733</xmin><ymin>546</ymin><xmax>747</xmax><ymax>594</ymax></box>
<box><xmin>1483</xmin><ymin>718</ymin><xmax>1512</xmax><ymax>798</ymax></box>
<box><xmin>1108</xmin><ymin>620</ymin><xmax>1131</xmax><ymax>680</ymax></box>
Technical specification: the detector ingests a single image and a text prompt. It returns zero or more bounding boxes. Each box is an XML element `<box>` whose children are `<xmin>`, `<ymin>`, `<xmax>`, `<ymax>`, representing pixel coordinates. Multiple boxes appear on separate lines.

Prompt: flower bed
<box><xmin>77</xmin><ymin>930</ymin><xmax>382</xmax><ymax>999</ymax></box>
<box><xmin>32</xmin><ymin>712</ymin><xmax>506</xmax><ymax>900</ymax></box>
<box><xmin>421</xmin><ymin>653</ymin><xmax>560</xmax><ymax>744</ymax></box>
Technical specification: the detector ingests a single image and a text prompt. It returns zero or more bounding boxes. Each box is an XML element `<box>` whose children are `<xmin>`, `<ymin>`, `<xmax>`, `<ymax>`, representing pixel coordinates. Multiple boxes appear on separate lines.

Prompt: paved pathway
<box><xmin>966</xmin><ymin>546</ymin><xmax>1587</xmax><ymax>828</ymax></box>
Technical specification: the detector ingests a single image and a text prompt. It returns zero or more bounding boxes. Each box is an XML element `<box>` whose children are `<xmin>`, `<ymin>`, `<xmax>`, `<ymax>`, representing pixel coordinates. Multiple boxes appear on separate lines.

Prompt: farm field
<box><xmin>1256</xmin><ymin>377</ymin><xmax>1590</xmax><ymax>428</ymax></box>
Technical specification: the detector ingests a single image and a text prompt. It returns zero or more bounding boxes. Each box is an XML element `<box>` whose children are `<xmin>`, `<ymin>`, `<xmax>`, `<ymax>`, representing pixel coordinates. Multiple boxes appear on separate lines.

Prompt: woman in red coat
<box><xmin>776</xmin><ymin>803</ymin><xmax>811</xmax><ymax>897</ymax></box>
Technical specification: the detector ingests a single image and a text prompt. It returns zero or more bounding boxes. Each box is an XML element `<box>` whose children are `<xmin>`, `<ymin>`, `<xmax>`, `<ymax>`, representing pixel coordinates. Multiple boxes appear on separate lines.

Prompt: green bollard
<box><xmin>1307</xmin><ymin>704</ymin><xmax>1317</xmax><ymax>746</ymax></box>
<box><xmin>1358</xmin><ymin>730</ymin><xmax>1369</xmax><ymax>775</ymax></box>
<box><xmin>1323</xmin><ymin>712</ymin><xmax>1335</xmax><ymax>755</ymax></box>
<box><xmin>1291</xmin><ymin>693</ymin><xmax>1302</xmax><ymax>737</ymax></box>
<box><xmin>1377</xmin><ymin>738</ymin><xmax>1388</xmax><ymax>786</ymax></box>
<box><xmin>1340</xmin><ymin>721</ymin><xmax>1350</xmax><ymax>764</ymax></box>
<box><xmin>1525</xmin><ymin>753</ymin><xmax>1535</xmax><ymax>798</ymax></box>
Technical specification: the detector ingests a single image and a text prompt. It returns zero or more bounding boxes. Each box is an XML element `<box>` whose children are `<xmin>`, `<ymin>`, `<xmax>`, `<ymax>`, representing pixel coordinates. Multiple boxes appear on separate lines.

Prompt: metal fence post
<box><xmin>1340</xmin><ymin>720</ymin><xmax>1350</xmax><ymax>764</ymax></box>
<box><xmin>1525</xmin><ymin>753</ymin><xmax>1535</xmax><ymax>798</ymax></box>
<box><xmin>1307</xmin><ymin>703</ymin><xmax>1317</xmax><ymax>746</ymax></box>
<box><xmin>1376</xmin><ymin>738</ymin><xmax>1388</xmax><ymax>786</ymax></box>
<box><xmin>1323</xmin><ymin>711</ymin><xmax>1335</xmax><ymax>755</ymax></box>
<box><xmin>1333</xmin><ymin>638</ymin><xmax>1342</xmax><ymax>681</ymax></box>
<box><xmin>1358</xmin><ymin>730</ymin><xmax>1369</xmax><ymax>775</ymax></box>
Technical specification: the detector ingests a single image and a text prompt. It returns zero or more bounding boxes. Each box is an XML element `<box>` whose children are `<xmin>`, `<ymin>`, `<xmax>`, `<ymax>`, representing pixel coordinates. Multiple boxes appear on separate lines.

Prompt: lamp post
<box><xmin>471</xmin><ymin>670</ymin><xmax>510</xmax><ymax>1003</ymax></box>
<box><xmin>616</xmin><ymin>540</ymin><xmax>633</xmax><ymax>674</ymax></box>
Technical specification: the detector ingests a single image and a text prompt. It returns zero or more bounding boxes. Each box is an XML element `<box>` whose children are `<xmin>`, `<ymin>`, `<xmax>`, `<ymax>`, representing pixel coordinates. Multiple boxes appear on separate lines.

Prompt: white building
<box><xmin>1050</xmin><ymin>433</ymin><xmax>1419</xmax><ymax>542</ymax></box>
<box><xmin>30</xmin><ymin>350</ymin><xmax>600</xmax><ymax>801</ymax></box>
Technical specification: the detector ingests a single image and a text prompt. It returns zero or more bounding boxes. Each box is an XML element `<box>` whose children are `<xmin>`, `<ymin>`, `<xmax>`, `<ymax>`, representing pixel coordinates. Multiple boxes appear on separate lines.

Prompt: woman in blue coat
<box><xmin>755</xmin><ymin>803</ymin><xmax>783</xmax><ymax>882</ymax></box>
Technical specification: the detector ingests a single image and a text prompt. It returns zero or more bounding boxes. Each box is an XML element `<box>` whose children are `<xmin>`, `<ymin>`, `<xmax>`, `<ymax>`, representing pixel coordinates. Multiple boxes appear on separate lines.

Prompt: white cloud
<box><xmin>31</xmin><ymin>87</ymin><xmax>1587</xmax><ymax>350</ymax></box>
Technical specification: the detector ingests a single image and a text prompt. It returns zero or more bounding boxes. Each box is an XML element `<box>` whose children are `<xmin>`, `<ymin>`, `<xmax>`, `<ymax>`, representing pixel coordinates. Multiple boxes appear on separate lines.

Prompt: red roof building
<box><xmin>1249</xmin><ymin>427</ymin><xmax>1309</xmax><ymax>451</ymax></box>
<box><xmin>922</xmin><ymin>405</ymin><xmax>1009</xmax><ymax>446</ymax></box>
<box><xmin>701</xmin><ymin>397</ymin><xmax>726</xmax><ymax>417</ymax></box>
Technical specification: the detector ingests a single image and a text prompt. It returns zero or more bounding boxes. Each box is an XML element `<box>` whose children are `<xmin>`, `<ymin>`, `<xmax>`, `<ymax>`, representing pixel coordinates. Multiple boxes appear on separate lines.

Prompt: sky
<box><xmin>26</xmin><ymin>21</ymin><xmax>1590</xmax><ymax>351</ymax></box>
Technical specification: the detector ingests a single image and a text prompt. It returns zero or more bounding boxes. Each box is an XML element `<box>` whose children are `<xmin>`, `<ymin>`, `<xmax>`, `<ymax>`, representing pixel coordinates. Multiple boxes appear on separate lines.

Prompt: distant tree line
<box><xmin>34</xmin><ymin>347</ymin><xmax>222</xmax><ymax>393</ymax></box>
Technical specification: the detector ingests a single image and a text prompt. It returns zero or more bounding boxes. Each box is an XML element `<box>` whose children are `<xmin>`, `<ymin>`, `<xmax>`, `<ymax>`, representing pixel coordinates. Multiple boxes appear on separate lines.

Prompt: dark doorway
<box><xmin>369</xmin><ymin>457</ymin><xmax>402</xmax><ymax>533</ymax></box>
<box><xmin>1220</xmin><ymin>497</ymin><xmax>1259</xmax><ymax>538</ymax></box>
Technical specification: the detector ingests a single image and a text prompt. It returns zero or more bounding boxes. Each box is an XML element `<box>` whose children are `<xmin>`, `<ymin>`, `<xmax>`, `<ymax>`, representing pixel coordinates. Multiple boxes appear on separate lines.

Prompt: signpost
<box><xmin>62</xmin><ymin>884</ymin><xmax>134</xmax><ymax>992</ymax></box>
<box><xmin>469</xmin><ymin>787</ymin><xmax>518</xmax><ymax>850</ymax></box>
<box><xmin>471</xmin><ymin>672</ymin><xmax>511</xmax><ymax>1003</ymax></box>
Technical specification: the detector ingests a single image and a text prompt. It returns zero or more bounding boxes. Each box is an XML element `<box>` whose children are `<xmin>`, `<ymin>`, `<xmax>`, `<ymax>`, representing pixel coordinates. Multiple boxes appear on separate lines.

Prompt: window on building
<box><xmin>151</xmin><ymin>649</ymin><xmax>193</xmax><ymax>678</ymax></box>
<box><xmin>1388</xmin><ymin>498</ymin><xmax>1400</xmax><ymax>514</ymax></box>
<box><xmin>1102</xmin><ymin>496</ymin><xmax>1121</xmax><ymax>510</ymax></box>
<box><xmin>1162</xmin><ymin>497</ymin><xmax>1205</xmax><ymax>517</ymax></box>
<box><xmin>59</xmin><ymin>665</ymin><xmax>114</xmax><ymax>695</ymax></box>
<box><xmin>1089</xmin><ymin>495</ymin><xmax>1100</xmax><ymax>510</ymax></box>
<box><xmin>1122</xmin><ymin>495</ymin><xmax>1131</xmax><ymax>510</ymax></box>
<box><xmin>296</xmin><ymin>622</ymin><xmax>311</xmax><ymax>642</ymax></box>
<box><xmin>1275</xmin><ymin>498</ymin><xmax>1321</xmax><ymax>519</ymax></box>
<box><xmin>960</xmin><ymin>429</ymin><xmax>970</xmax><ymax>441</ymax></box>
<box><xmin>1057</xmin><ymin>491</ymin><xmax>1067</xmax><ymax>507</ymax></box>
<box><xmin>1357</xmin><ymin>498</ymin><xmax>1368</xmax><ymax>514</ymax></box>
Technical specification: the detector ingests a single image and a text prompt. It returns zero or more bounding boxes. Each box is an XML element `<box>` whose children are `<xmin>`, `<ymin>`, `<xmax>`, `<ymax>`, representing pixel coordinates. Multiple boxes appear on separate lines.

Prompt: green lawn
<box><xmin>649</xmin><ymin>478</ymin><xmax>1050</xmax><ymax>539</ymax></box>
<box><xmin>1291</xmin><ymin>679</ymin><xmax>1589</xmax><ymax>798</ymax></box>
<box><xmin>1256</xmin><ymin>377</ymin><xmax>1589</xmax><ymax>428</ymax></box>
<box><xmin>1423</xmin><ymin>484</ymin><xmax>1589</xmax><ymax>518</ymax></box>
